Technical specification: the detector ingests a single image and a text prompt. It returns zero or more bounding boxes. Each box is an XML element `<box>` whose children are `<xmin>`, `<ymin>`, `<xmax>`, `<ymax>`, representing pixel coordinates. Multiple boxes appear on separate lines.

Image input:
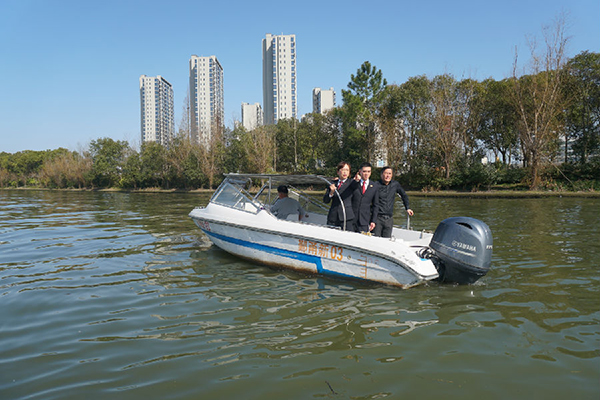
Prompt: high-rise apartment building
<box><xmin>241</xmin><ymin>102</ymin><xmax>263</xmax><ymax>131</ymax></box>
<box><xmin>312</xmin><ymin>87</ymin><xmax>336</xmax><ymax>114</ymax></box>
<box><xmin>139</xmin><ymin>75</ymin><xmax>174</xmax><ymax>146</ymax></box>
<box><xmin>189</xmin><ymin>55</ymin><xmax>224</xmax><ymax>144</ymax></box>
<box><xmin>262</xmin><ymin>33</ymin><xmax>297</xmax><ymax>125</ymax></box>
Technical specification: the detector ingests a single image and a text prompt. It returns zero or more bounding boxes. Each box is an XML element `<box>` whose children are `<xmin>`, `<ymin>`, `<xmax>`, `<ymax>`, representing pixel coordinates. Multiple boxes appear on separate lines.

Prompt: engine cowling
<box><xmin>429</xmin><ymin>217</ymin><xmax>493</xmax><ymax>284</ymax></box>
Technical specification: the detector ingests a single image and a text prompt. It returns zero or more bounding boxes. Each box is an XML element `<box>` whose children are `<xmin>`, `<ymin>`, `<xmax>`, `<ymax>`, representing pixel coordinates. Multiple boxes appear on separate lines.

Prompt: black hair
<box><xmin>277</xmin><ymin>185</ymin><xmax>288</xmax><ymax>194</ymax></box>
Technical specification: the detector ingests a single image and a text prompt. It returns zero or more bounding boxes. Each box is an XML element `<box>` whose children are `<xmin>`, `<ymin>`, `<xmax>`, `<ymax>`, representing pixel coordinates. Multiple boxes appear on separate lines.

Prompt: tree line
<box><xmin>2</xmin><ymin>21</ymin><xmax>599</xmax><ymax>192</ymax></box>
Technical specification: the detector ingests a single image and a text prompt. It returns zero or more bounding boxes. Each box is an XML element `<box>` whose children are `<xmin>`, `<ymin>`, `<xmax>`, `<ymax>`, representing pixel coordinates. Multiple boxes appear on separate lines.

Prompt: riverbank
<box><xmin>2</xmin><ymin>186</ymin><xmax>599</xmax><ymax>198</ymax></box>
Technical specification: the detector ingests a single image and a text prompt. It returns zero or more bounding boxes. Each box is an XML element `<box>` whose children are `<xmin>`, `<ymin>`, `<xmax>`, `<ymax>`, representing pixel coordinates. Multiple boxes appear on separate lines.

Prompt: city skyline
<box><xmin>1</xmin><ymin>0</ymin><xmax>598</xmax><ymax>153</ymax></box>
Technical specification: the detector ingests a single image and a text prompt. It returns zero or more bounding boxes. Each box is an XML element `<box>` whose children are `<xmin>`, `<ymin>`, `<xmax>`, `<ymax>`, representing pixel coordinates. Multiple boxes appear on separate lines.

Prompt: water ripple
<box><xmin>1</xmin><ymin>191</ymin><xmax>598</xmax><ymax>399</ymax></box>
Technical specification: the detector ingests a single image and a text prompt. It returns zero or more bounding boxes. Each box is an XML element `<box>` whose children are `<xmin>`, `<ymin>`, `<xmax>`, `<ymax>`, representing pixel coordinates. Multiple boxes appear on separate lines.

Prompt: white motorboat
<box><xmin>189</xmin><ymin>174</ymin><xmax>493</xmax><ymax>289</ymax></box>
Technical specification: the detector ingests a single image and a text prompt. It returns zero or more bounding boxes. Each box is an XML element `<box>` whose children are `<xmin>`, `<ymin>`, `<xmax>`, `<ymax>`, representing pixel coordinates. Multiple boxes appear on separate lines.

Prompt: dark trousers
<box><xmin>373</xmin><ymin>215</ymin><xmax>394</xmax><ymax>238</ymax></box>
<box><xmin>354</xmin><ymin>222</ymin><xmax>370</xmax><ymax>233</ymax></box>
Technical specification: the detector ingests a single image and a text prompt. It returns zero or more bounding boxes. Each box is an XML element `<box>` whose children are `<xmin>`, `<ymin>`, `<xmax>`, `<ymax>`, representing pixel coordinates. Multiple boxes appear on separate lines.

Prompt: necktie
<box><xmin>337</xmin><ymin>180</ymin><xmax>343</xmax><ymax>189</ymax></box>
<box><xmin>362</xmin><ymin>181</ymin><xmax>366</xmax><ymax>194</ymax></box>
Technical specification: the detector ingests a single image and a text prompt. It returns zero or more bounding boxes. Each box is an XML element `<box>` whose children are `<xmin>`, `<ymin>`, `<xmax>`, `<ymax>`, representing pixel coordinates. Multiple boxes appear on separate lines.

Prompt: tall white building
<box><xmin>139</xmin><ymin>75</ymin><xmax>174</xmax><ymax>146</ymax></box>
<box><xmin>312</xmin><ymin>87</ymin><xmax>336</xmax><ymax>114</ymax></box>
<box><xmin>262</xmin><ymin>33</ymin><xmax>297</xmax><ymax>125</ymax></box>
<box><xmin>241</xmin><ymin>102</ymin><xmax>263</xmax><ymax>131</ymax></box>
<box><xmin>189</xmin><ymin>55</ymin><xmax>224</xmax><ymax>144</ymax></box>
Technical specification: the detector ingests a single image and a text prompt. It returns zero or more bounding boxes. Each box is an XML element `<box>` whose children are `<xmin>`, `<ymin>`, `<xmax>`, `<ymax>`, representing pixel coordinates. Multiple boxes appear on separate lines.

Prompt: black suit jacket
<box><xmin>351</xmin><ymin>180</ymin><xmax>380</xmax><ymax>227</ymax></box>
<box><xmin>323</xmin><ymin>179</ymin><xmax>357</xmax><ymax>224</ymax></box>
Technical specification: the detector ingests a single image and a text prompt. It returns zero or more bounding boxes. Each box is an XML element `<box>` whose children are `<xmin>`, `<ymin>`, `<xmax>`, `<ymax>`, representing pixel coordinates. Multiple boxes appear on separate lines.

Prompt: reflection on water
<box><xmin>0</xmin><ymin>190</ymin><xmax>598</xmax><ymax>399</ymax></box>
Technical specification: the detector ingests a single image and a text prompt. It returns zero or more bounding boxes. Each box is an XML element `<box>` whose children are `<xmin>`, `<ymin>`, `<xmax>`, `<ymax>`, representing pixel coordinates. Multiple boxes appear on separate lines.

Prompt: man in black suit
<box><xmin>323</xmin><ymin>161</ymin><xmax>356</xmax><ymax>230</ymax></box>
<box><xmin>373</xmin><ymin>166</ymin><xmax>414</xmax><ymax>238</ymax></box>
<box><xmin>351</xmin><ymin>162</ymin><xmax>379</xmax><ymax>233</ymax></box>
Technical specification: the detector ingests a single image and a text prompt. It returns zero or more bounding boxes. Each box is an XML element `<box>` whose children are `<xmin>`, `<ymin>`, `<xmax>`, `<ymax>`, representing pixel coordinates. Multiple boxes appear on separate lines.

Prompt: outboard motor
<box><xmin>428</xmin><ymin>217</ymin><xmax>493</xmax><ymax>284</ymax></box>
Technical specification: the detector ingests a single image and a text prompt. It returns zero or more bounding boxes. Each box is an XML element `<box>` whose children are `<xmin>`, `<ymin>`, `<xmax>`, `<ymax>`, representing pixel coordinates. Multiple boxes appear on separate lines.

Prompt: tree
<box><xmin>340</xmin><ymin>61</ymin><xmax>388</xmax><ymax>165</ymax></box>
<box><xmin>88</xmin><ymin>138</ymin><xmax>130</xmax><ymax>188</ymax></box>
<box><xmin>166</xmin><ymin>132</ymin><xmax>204</xmax><ymax>189</ymax></box>
<box><xmin>198</xmin><ymin>121</ymin><xmax>225</xmax><ymax>188</ymax></box>
<box><xmin>300</xmin><ymin>112</ymin><xmax>339</xmax><ymax>173</ymax></box>
<box><xmin>395</xmin><ymin>76</ymin><xmax>432</xmax><ymax>174</ymax></box>
<box><xmin>427</xmin><ymin>74</ymin><xmax>463</xmax><ymax>180</ymax></box>
<box><xmin>377</xmin><ymin>85</ymin><xmax>409</xmax><ymax>172</ymax></box>
<box><xmin>140</xmin><ymin>141</ymin><xmax>167</xmax><ymax>188</ymax></box>
<box><xmin>564</xmin><ymin>51</ymin><xmax>600</xmax><ymax>163</ymax></box>
<box><xmin>511</xmin><ymin>13</ymin><xmax>570</xmax><ymax>188</ymax></box>
<box><xmin>477</xmin><ymin>79</ymin><xmax>520</xmax><ymax>164</ymax></box>
<box><xmin>222</xmin><ymin>125</ymin><xmax>247</xmax><ymax>174</ymax></box>
<box><xmin>39</xmin><ymin>149</ymin><xmax>91</xmax><ymax>188</ymax></box>
<box><xmin>241</xmin><ymin>125</ymin><xmax>276</xmax><ymax>173</ymax></box>
<box><xmin>274</xmin><ymin>118</ymin><xmax>298</xmax><ymax>172</ymax></box>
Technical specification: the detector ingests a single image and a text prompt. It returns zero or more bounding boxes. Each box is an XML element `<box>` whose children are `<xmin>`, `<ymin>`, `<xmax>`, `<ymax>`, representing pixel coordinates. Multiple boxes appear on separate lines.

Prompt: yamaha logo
<box><xmin>452</xmin><ymin>240</ymin><xmax>476</xmax><ymax>252</ymax></box>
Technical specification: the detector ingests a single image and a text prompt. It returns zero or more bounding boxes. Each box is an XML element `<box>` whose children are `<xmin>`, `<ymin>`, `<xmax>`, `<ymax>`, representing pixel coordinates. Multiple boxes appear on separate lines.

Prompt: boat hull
<box><xmin>190</xmin><ymin>208</ymin><xmax>438</xmax><ymax>288</ymax></box>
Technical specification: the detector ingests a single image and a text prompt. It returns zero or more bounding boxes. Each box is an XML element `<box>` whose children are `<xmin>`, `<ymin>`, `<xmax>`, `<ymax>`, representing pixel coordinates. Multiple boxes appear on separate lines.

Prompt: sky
<box><xmin>1</xmin><ymin>0</ymin><xmax>598</xmax><ymax>154</ymax></box>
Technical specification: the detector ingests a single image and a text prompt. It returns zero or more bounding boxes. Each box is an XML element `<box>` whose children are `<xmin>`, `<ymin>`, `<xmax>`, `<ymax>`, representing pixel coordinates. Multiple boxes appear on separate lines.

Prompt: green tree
<box><xmin>139</xmin><ymin>142</ymin><xmax>168</xmax><ymax>188</ymax></box>
<box><xmin>395</xmin><ymin>76</ymin><xmax>432</xmax><ymax>174</ymax></box>
<box><xmin>377</xmin><ymin>84</ymin><xmax>409</xmax><ymax>172</ymax></box>
<box><xmin>340</xmin><ymin>61</ymin><xmax>388</xmax><ymax>165</ymax></box>
<box><xmin>477</xmin><ymin>78</ymin><xmax>520</xmax><ymax>164</ymax></box>
<box><xmin>564</xmin><ymin>51</ymin><xmax>600</xmax><ymax>163</ymax></box>
<box><xmin>121</xmin><ymin>149</ymin><xmax>142</xmax><ymax>189</ymax></box>
<box><xmin>300</xmin><ymin>112</ymin><xmax>339</xmax><ymax>173</ymax></box>
<box><xmin>88</xmin><ymin>138</ymin><xmax>130</xmax><ymax>188</ymax></box>
<box><xmin>274</xmin><ymin>118</ymin><xmax>298</xmax><ymax>172</ymax></box>
<box><xmin>222</xmin><ymin>125</ymin><xmax>247</xmax><ymax>174</ymax></box>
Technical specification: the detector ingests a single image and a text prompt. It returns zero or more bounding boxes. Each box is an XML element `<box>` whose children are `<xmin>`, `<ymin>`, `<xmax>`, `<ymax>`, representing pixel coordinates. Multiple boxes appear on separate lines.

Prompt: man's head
<box><xmin>380</xmin><ymin>166</ymin><xmax>393</xmax><ymax>184</ymax></box>
<box><xmin>336</xmin><ymin>161</ymin><xmax>351</xmax><ymax>180</ymax></box>
<box><xmin>277</xmin><ymin>185</ymin><xmax>289</xmax><ymax>198</ymax></box>
<box><xmin>358</xmin><ymin>162</ymin><xmax>372</xmax><ymax>181</ymax></box>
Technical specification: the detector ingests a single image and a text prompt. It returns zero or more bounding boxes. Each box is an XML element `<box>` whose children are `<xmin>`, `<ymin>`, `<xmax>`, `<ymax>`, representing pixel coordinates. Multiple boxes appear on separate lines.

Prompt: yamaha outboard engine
<box><xmin>427</xmin><ymin>217</ymin><xmax>493</xmax><ymax>284</ymax></box>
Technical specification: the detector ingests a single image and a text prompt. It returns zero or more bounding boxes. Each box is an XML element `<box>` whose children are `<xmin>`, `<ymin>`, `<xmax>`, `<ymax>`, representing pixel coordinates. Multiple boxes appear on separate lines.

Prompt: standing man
<box><xmin>271</xmin><ymin>185</ymin><xmax>306</xmax><ymax>221</ymax></box>
<box><xmin>351</xmin><ymin>162</ymin><xmax>379</xmax><ymax>234</ymax></box>
<box><xmin>323</xmin><ymin>161</ymin><xmax>356</xmax><ymax>230</ymax></box>
<box><xmin>373</xmin><ymin>166</ymin><xmax>414</xmax><ymax>238</ymax></box>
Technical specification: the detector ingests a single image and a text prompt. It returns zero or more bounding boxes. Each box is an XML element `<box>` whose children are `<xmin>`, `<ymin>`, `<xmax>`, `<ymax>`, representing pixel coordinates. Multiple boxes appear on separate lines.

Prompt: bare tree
<box><xmin>178</xmin><ymin>89</ymin><xmax>191</xmax><ymax>139</ymax></box>
<box><xmin>242</xmin><ymin>125</ymin><xmax>275</xmax><ymax>173</ymax></box>
<box><xmin>428</xmin><ymin>74</ymin><xmax>464</xmax><ymax>179</ymax></box>
<box><xmin>511</xmin><ymin>13</ymin><xmax>570</xmax><ymax>188</ymax></box>
<box><xmin>198</xmin><ymin>120</ymin><xmax>225</xmax><ymax>188</ymax></box>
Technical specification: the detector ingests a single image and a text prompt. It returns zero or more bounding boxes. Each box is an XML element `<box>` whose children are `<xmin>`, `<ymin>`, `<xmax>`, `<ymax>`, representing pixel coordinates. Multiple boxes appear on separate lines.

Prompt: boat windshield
<box><xmin>210</xmin><ymin>180</ymin><xmax>260</xmax><ymax>213</ymax></box>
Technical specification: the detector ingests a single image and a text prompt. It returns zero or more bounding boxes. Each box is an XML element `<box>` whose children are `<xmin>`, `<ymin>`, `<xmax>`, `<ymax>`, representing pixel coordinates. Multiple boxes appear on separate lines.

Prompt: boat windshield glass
<box><xmin>211</xmin><ymin>181</ymin><xmax>260</xmax><ymax>213</ymax></box>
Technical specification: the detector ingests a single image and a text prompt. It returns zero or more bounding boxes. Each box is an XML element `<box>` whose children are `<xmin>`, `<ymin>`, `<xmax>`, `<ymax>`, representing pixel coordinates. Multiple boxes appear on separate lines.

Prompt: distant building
<box><xmin>139</xmin><ymin>75</ymin><xmax>174</xmax><ymax>146</ymax></box>
<box><xmin>262</xmin><ymin>33</ymin><xmax>297</xmax><ymax>124</ymax></box>
<box><xmin>189</xmin><ymin>55</ymin><xmax>224</xmax><ymax>145</ymax></box>
<box><xmin>312</xmin><ymin>87</ymin><xmax>336</xmax><ymax>114</ymax></box>
<box><xmin>241</xmin><ymin>102</ymin><xmax>263</xmax><ymax>131</ymax></box>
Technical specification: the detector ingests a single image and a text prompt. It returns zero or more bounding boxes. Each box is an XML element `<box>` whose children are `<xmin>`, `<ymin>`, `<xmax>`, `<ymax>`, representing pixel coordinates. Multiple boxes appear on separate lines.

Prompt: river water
<box><xmin>1</xmin><ymin>190</ymin><xmax>598</xmax><ymax>399</ymax></box>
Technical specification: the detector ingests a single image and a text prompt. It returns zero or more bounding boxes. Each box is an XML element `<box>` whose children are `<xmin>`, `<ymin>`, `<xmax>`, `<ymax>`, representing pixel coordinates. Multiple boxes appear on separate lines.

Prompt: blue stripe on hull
<box><xmin>203</xmin><ymin>229</ymin><xmax>362</xmax><ymax>281</ymax></box>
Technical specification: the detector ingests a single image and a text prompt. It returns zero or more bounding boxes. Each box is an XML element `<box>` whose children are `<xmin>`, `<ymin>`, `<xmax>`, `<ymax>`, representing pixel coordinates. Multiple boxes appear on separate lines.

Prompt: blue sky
<box><xmin>1</xmin><ymin>0</ymin><xmax>598</xmax><ymax>154</ymax></box>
